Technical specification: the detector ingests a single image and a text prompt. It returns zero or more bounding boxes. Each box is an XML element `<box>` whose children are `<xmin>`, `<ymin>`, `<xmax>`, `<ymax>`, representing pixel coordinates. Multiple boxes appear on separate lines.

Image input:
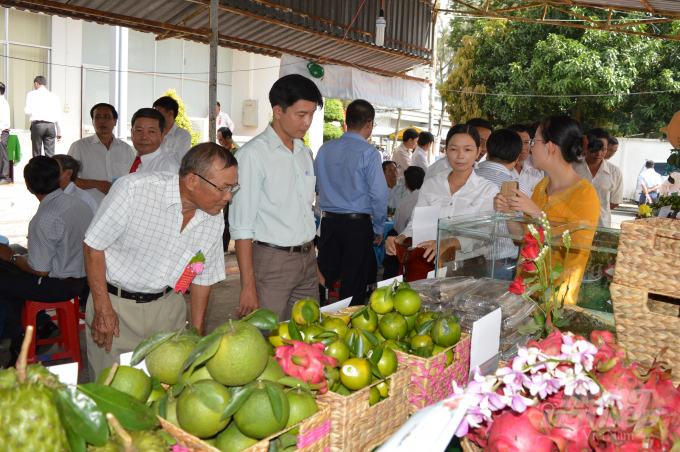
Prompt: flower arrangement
<box><xmin>454</xmin><ymin>330</ymin><xmax>680</xmax><ymax>451</ymax></box>
<box><xmin>638</xmin><ymin>204</ymin><xmax>653</xmax><ymax>219</ymax></box>
<box><xmin>509</xmin><ymin>213</ymin><xmax>571</xmax><ymax>338</ymax></box>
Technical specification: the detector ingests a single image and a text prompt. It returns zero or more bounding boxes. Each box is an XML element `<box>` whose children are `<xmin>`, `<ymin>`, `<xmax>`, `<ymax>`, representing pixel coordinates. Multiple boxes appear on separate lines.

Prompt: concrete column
<box><xmin>109</xmin><ymin>26</ymin><xmax>128</xmax><ymax>139</ymax></box>
<box><xmin>208</xmin><ymin>0</ymin><xmax>218</xmax><ymax>142</ymax></box>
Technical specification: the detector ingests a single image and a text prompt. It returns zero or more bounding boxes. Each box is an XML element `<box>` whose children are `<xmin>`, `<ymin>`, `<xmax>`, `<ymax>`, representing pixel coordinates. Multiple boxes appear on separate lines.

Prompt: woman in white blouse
<box><xmin>385</xmin><ymin>124</ymin><xmax>499</xmax><ymax>262</ymax></box>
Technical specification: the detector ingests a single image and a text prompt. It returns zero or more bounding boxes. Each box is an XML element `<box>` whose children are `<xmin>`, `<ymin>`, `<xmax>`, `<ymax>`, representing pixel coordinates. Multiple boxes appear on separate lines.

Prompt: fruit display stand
<box><xmin>611</xmin><ymin>217</ymin><xmax>680</xmax><ymax>384</ymax></box>
<box><xmin>159</xmin><ymin>400</ymin><xmax>331</xmax><ymax>452</ymax></box>
<box><xmin>317</xmin><ymin>363</ymin><xmax>411</xmax><ymax>452</ymax></box>
<box><xmin>394</xmin><ymin>333</ymin><xmax>470</xmax><ymax>414</ymax></box>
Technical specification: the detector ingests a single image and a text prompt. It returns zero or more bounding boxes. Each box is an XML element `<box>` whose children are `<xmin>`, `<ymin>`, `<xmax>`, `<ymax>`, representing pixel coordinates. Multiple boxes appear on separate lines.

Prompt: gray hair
<box><xmin>179</xmin><ymin>142</ymin><xmax>238</xmax><ymax>178</ymax></box>
<box><xmin>52</xmin><ymin>154</ymin><xmax>82</xmax><ymax>182</ymax></box>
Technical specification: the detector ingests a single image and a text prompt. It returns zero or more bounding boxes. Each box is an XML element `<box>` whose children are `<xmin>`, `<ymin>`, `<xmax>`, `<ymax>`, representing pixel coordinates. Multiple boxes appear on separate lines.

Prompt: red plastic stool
<box><xmin>21</xmin><ymin>297</ymin><xmax>82</xmax><ymax>371</ymax></box>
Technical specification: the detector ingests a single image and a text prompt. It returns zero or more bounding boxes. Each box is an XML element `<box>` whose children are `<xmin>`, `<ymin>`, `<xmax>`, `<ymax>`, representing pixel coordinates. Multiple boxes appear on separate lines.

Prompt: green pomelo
<box><xmin>285</xmin><ymin>389</ymin><xmax>319</xmax><ymax>435</ymax></box>
<box><xmin>215</xmin><ymin>422</ymin><xmax>259</xmax><ymax>452</ymax></box>
<box><xmin>206</xmin><ymin>321</ymin><xmax>269</xmax><ymax>387</ymax></box>
<box><xmin>145</xmin><ymin>337</ymin><xmax>195</xmax><ymax>385</ymax></box>
<box><xmin>96</xmin><ymin>365</ymin><xmax>152</xmax><ymax>402</ymax></box>
<box><xmin>177</xmin><ymin>380</ymin><xmax>232</xmax><ymax>438</ymax></box>
<box><xmin>233</xmin><ymin>381</ymin><xmax>290</xmax><ymax>440</ymax></box>
<box><xmin>257</xmin><ymin>357</ymin><xmax>286</xmax><ymax>382</ymax></box>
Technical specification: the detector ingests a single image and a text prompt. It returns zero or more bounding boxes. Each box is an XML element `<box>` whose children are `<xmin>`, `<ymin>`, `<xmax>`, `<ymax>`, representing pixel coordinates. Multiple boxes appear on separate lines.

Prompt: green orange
<box><xmin>411</xmin><ymin>334</ymin><xmax>435</xmax><ymax>352</ymax></box>
<box><xmin>378</xmin><ymin>312</ymin><xmax>408</xmax><ymax>340</ymax></box>
<box><xmin>350</xmin><ymin>308</ymin><xmax>378</xmax><ymax>333</ymax></box>
<box><xmin>340</xmin><ymin>358</ymin><xmax>372</xmax><ymax>391</ymax></box>
<box><xmin>291</xmin><ymin>298</ymin><xmax>320</xmax><ymax>326</ymax></box>
<box><xmin>393</xmin><ymin>289</ymin><xmax>421</xmax><ymax>316</ymax></box>
<box><xmin>369</xmin><ymin>288</ymin><xmax>394</xmax><ymax>314</ymax></box>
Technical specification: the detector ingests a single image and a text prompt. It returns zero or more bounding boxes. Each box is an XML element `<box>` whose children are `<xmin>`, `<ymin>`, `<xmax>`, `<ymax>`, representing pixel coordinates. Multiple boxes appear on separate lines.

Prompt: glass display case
<box><xmin>431</xmin><ymin>213</ymin><xmax>620</xmax><ymax>342</ymax></box>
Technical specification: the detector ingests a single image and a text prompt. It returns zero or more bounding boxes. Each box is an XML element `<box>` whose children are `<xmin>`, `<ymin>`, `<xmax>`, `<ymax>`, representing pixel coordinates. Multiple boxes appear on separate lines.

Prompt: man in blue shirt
<box><xmin>315</xmin><ymin>100</ymin><xmax>389</xmax><ymax>305</ymax></box>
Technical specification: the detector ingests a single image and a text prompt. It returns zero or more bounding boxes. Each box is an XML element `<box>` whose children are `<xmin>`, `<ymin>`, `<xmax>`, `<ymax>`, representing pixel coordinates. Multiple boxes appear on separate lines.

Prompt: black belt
<box><xmin>31</xmin><ymin>120</ymin><xmax>53</xmax><ymax>124</ymax></box>
<box><xmin>257</xmin><ymin>241</ymin><xmax>313</xmax><ymax>254</ymax></box>
<box><xmin>60</xmin><ymin>277</ymin><xmax>87</xmax><ymax>284</ymax></box>
<box><xmin>107</xmin><ymin>282</ymin><xmax>172</xmax><ymax>303</ymax></box>
<box><xmin>322</xmin><ymin>212</ymin><xmax>371</xmax><ymax>220</ymax></box>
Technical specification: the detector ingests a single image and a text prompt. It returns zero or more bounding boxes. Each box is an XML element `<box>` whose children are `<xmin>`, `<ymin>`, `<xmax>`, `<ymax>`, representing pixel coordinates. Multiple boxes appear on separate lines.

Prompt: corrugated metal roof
<box><xmin>1</xmin><ymin>0</ymin><xmax>433</xmax><ymax>78</ymax></box>
<box><xmin>570</xmin><ymin>0</ymin><xmax>680</xmax><ymax>14</ymax></box>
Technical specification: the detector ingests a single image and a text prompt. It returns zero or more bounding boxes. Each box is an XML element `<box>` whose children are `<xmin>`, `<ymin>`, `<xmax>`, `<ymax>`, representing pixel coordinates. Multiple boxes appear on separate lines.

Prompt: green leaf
<box><xmin>534</xmin><ymin>314</ymin><xmax>546</xmax><ymax>326</ymax></box>
<box><xmin>350</xmin><ymin>305</ymin><xmax>370</xmax><ymax>320</ymax></box>
<box><xmin>368</xmin><ymin>347</ymin><xmax>383</xmax><ymax>365</ymax></box>
<box><xmin>288</xmin><ymin>319</ymin><xmax>303</xmax><ymax>342</ymax></box>
<box><xmin>551</xmin><ymin>270</ymin><xmax>563</xmax><ymax>281</ymax></box>
<box><xmin>227</xmin><ymin>386</ymin><xmax>243</xmax><ymax>396</ymax></box>
<box><xmin>130</xmin><ymin>331</ymin><xmax>175</xmax><ymax>365</ymax></box>
<box><xmin>396</xmin><ymin>341</ymin><xmax>410</xmax><ymax>352</ymax></box>
<box><xmin>553</xmin><ymin>317</ymin><xmax>570</xmax><ymax>328</ymax></box>
<box><xmin>369</xmin><ymin>360</ymin><xmax>385</xmax><ymax>380</ymax></box>
<box><xmin>58</xmin><ymin>406</ymin><xmax>87</xmax><ymax>452</ymax></box>
<box><xmin>518</xmin><ymin>320</ymin><xmax>542</xmax><ymax>335</ymax></box>
<box><xmin>179</xmin><ymin>329</ymin><xmax>224</xmax><ymax>376</ymax></box>
<box><xmin>277</xmin><ymin>377</ymin><xmax>311</xmax><ymax>391</ymax></box>
<box><xmin>360</xmin><ymin>329</ymin><xmax>380</xmax><ymax>347</ymax></box>
<box><xmin>314</xmin><ymin>331</ymin><xmax>339</xmax><ymax>339</ymax></box>
<box><xmin>54</xmin><ymin>387</ymin><xmax>109</xmax><ymax>446</ymax></box>
<box><xmin>195</xmin><ymin>383</ymin><xmax>226</xmax><ymax>412</ymax></box>
<box><xmin>301</xmin><ymin>303</ymin><xmax>316</xmax><ymax>325</ymax></box>
<box><xmin>320</xmin><ymin>337</ymin><xmax>337</xmax><ymax>347</ymax></box>
<box><xmin>417</xmin><ymin>320</ymin><xmax>434</xmax><ymax>336</ymax></box>
<box><xmin>158</xmin><ymin>394</ymin><xmax>168</xmax><ymax>419</ymax></box>
<box><xmin>266</xmin><ymin>383</ymin><xmax>284</xmax><ymax>423</ymax></box>
<box><xmin>157</xmin><ymin>430</ymin><xmax>177</xmax><ymax>446</ymax></box>
<box><xmin>151</xmin><ymin>376</ymin><xmax>163</xmax><ymax>392</ymax></box>
<box><xmin>268</xmin><ymin>439</ymin><xmax>282</xmax><ymax>452</ymax></box>
<box><xmin>529</xmin><ymin>283</ymin><xmax>543</xmax><ymax>294</ymax></box>
<box><xmin>78</xmin><ymin>383</ymin><xmax>159</xmax><ymax>431</ymax></box>
<box><xmin>184</xmin><ymin>327</ymin><xmax>202</xmax><ymax>343</ymax></box>
<box><xmin>241</xmin><ymin>308</ymin><xmax>280</xmax><ymax>330</ymax></box>
<box><xmin>171</xmin><ymin>382</ymin><xmax>186</xmax><ymax>397</ymax></box>
<box><xmin>279</xmin><ymin>432</ymin><xmax>299</xmax><ymax>449</ymax></box>
<box><xmin>440</xmin><ymin>319</ymin><xmax>450</xmax><ymax>336</ymax></box>
<box><xmin>413</xmin><ymin>347</ymin><xmax>432</xmax><ymax>358</ymax></box>
<box><xmin>354</xmin><ymin>334</ymin><xmax>366</xmax><ymax>358</ymax></box>
<box><xmin>221</xmin><ymin>385</ymin><xmax>255</xmax><ymax>421</ymax></box>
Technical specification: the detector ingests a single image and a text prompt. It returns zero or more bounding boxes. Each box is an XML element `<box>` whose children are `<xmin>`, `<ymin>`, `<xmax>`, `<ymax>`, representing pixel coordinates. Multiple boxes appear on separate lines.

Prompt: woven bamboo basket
<box><xmin>460</xmin><ymin>437</ymin><xmax>484</xmax><ymax>452</ymax></box>
<box><xmin>160</xmin><ymin>400</ymin><xmax>331</xmax><ymax>452</ymax></box>
<box><xmin>317</xmin><ymin>363</ymin><xmax>411</xmax><ymax>452</ymax></box>
<box><xmin>394</xmin><ymin>333</ymin><xmax>471</xmax><ymax>414</ymax></box>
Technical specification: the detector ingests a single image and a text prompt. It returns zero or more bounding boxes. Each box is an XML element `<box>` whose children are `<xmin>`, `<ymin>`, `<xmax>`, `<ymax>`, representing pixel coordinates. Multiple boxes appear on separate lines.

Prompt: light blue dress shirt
<box><xmin>314</xmin><ymin>132</ymin><xmax>389</xmax><ymax>234</ymax></box>
<box><xmin>229</xmin><ymin>125</ymin><xmax>317</xmax><ymax>247</ymax></box>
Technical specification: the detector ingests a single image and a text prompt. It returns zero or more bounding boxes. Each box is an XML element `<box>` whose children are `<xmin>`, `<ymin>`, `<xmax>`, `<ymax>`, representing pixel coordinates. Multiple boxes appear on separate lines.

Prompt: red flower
<box><xmin>523</xmin><ymin>228</ymin><xmax>545</xmax><ymax>245</ymax></box>
<box><xmin>521</xmin><ymin>241</ymin><xmax>540</xmax><ymax>260</ymax></box>
<box><xmin>509</xmin><ymin>276</ymin><xmax>525</xmax><ymax>295</ymax></box>
<box><xmin>522</xmin><ymin>260</ymin><xmax>536</xmax><ymax>272</ymax></box>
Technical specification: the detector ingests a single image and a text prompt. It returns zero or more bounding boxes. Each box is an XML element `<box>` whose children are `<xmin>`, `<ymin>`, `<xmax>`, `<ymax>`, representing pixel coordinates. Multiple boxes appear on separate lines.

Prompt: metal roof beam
<box><xmin>637</xmin><ymin>0</ymin><xmax>655</xmax><ymax>13</ymax></box>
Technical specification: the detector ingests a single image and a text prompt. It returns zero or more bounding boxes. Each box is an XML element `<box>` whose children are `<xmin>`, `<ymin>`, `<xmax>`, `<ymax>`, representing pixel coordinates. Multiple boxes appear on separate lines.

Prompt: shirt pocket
<box><xmin>425</xmin><ymin>192</ymin><xmax>449</xmax><ymax>217</ymax></box>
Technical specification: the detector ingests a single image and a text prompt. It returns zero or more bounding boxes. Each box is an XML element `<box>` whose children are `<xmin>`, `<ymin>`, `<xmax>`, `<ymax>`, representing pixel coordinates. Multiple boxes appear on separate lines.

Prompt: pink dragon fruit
<box><xmin>274</xmin><ymin>340</ymin><xmax>339</xmax><ymax>393</ymax></box>
<box><xmin>485</xmin><ymin>408</ymin><xmax>566</xmax><ymax>452</ymax></box>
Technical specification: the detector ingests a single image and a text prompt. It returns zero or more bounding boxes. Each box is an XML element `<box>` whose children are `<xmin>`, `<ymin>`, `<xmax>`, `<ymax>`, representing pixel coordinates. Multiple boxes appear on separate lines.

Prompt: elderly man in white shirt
<box><xmin>83</xmin><ymin>142</ymin><xmax>235</xmax><ymax>380</ymax></box>
<box><xmin>216</xmin><ymin>101</ymin><xmax>235</xmax><ymax>132</ymax></box>
<box><xmin>128</xmin><ymin>108</ymin><xmax>180</xmax><ymax>175</ymax></box>
<box><xmin>52</xmin><ymin>154</ymin><xmax>98</xmax><ymax>215</ymax></box>
<box><xmin>639</xmin><ymin>160</ymin><xmax>663</xmax><ymax>205</ymax></box>
<box><xmin>0</xmin><ymin>82</ymin><xmax>10</xmax><ymax>184</ymax></box>
<box><xmin>507</xmin><ymin>123</ymin><xmax>544</xmax><ymax>195</ymax></box>
<box><xmin>230</xmin><ymin>74</ymin><xmax>323</xmax><ymax>322</ymax></box>
<box><xmin>68</xmin><ymin>103</ymin><xmax>136</xmax><ymax>205</ymax></box>
<box><xmin>411</xmin><ymin>131</ymin><xmax>434</xmax><ymax>171</ymax></box>
<box><xmin>25</xmin><ymin>76</ymin><xmax>62</xmax><ymax>157</ymax></box>
<box><xmin>153</xmin><ymin>96</ymin><xmax>192</xmax><ymax>165</ymax></box>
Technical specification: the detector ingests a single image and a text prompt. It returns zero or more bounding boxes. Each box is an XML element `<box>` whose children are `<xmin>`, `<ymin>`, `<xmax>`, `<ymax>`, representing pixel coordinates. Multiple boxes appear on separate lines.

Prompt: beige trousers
<box><xmin>86</xmin><ymin>288</ymin><xmax>186</xmax><ymax>382</ymax></box>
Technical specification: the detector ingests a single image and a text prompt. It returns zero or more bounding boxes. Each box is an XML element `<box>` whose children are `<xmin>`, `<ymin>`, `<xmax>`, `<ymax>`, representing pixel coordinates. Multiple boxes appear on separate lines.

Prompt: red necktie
<box><xmin>129</xmin><ymin>156</ymin><xmax>141</xmax><ymax>173</ymax></box>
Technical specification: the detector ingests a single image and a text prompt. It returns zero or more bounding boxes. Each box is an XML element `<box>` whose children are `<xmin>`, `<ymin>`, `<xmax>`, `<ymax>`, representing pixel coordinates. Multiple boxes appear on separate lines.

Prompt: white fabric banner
<box><xmin>279</xmin><ymin>54</ymin><xmax>426</xmax><ymax>110</ymax></box>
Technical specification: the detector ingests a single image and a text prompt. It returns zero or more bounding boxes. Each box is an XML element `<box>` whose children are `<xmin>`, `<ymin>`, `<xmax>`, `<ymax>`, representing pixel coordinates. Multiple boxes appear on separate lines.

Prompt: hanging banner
<box><xmin>279</xmin><ymin>54</ymin><xmax>426</xmax><ymax>110</ymax></box>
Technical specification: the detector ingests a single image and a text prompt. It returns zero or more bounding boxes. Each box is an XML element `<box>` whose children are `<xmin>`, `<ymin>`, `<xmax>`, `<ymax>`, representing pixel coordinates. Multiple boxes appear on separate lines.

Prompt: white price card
<box><xmin>377</xmin><ymin>275</ymin><xmax>403</xmax><ymax>288</ymax></box>
<box><xmin>47</xmin><ymin>362</ymin><xmax>79</xmax><ymax>387</ymax></box>
<box><xmin>659</xmin><ymin>205</ymin><xmax>672</xmax><ymax>218</ymax></box>
<box><xmin>469</xmin><ymin>308</ymin><xmax>502</xmax><ymax>373</ymax></box>
<box><xmin>319</xmin><ymin>297</ymin><xmax>352</xmax><ymax>314</ymax></box>
<box><xmin>119</xmin><ymin>351</ymin><xmax>150</xmax><ymax>376</ymax></box>
<box><xmin>411</xmin><ymin>205</ymin><xmax>441</xmax><ymax>248</ymax></box>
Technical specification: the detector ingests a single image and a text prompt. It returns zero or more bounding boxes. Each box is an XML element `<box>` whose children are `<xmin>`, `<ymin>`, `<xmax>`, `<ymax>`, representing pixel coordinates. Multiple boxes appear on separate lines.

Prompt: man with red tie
<box><xmin>128</xmin><ymin>108</ymin><xmax>179</xmax><ymax>174</ymax></box>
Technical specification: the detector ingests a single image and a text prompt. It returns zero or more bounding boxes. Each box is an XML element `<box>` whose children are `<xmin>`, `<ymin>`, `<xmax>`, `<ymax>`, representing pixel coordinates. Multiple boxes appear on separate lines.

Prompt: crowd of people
<box><xmin>0</xmin><ymin>72</ymin><xmax>639</xmax><ymax>381</ymax></box>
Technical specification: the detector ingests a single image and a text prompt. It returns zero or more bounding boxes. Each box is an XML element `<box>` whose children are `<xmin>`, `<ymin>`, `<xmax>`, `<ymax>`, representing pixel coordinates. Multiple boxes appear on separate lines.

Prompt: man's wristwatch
<box><xmin>9</xmin><ymin>254</ymin><xmax>18</xmax><ymax>264</ymax></box>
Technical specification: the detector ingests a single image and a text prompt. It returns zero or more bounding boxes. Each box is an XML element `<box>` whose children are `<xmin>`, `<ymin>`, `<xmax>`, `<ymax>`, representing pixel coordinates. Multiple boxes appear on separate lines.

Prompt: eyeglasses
<box><xmin>194</xmin><ymin>173</ymin><xmax>240</xmax><ymax>194</ymax></box>
<box><xmin>529</xmin><ymin>139</ymin><xmax>545</xmax><ymax>147</ymax></box>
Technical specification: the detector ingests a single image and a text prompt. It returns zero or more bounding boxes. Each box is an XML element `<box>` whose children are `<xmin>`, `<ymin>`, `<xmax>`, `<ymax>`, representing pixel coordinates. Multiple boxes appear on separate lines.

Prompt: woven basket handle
<box><xmin>653</xmin><ymin>229</ymin><xmax>680</xmax><ymax>254</ymax></box>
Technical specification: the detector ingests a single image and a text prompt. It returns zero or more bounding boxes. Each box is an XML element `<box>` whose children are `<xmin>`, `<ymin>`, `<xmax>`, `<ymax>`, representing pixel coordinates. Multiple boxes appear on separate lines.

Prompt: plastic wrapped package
<box><xmin>410</xmin><ymin>276</ymin><xmax>476</xmax><ymax>306</ymax></box>
<box><xmin>502</xmin><ymin>298</ymin><xmax>537</xmax><ymax>331</ymax></box>
<box><xmin>437</xmin><ymin>277</ymin><xmax>478</xmax><ymax>302</ymax></box>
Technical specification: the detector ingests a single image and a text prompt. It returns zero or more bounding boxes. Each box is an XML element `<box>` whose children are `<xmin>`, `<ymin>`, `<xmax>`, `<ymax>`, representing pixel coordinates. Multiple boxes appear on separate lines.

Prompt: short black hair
<box><xmin>52</xmin><ymin>154</ymin><xmax>82</xmax><ymax>182</ymax></box>
<box><xmin>589</xmin><ymin>128</ymin><xmax>610</xmax><ymax>140</ymax></box>
<box><xmin>90</xmin><ymin>103</ymin><xmax>118</xmax><ymax>120</ymax></box>
<box><xmin>487</xmin><ymin>129</ymin><xmax>523</xmax><ymax>164</ymax></box>
<box><xmin>345</xmin><ymin>99</ymin><xmax>375</xmax><ymax>130</ymax></box>
<box><xmin>585</xmin><ymin>135</ymin><xmax>605</xmax><ymax>153</ymax></box>
<box><xmin>417</xmin><ymin>131</ymin><xmax>435</xmax><ymax>147</ymax></box>
<box><xmin>34</xmin><ymin>76</ymin><xmax>47</xmax><ymax>86</ymax></box>
<box><xmin>24</xmin><ymin>156</ymin><xmax>60</xmax><ymax>195</ymax></box>
<box><xmin>646</xmin><ymin>160</ymin><xmax>655</xmax><ymax>168</ymax></box>
<box><xmin>608</xmin><ymin>136</ymin><xmax>619</xmax><ymax>146</ymax></box>
<box><xmin>382</xmin><ymin>161</ymin><xmax>396</xmax><ymax>173</ymax></box>
<box><xmin>507</xmin><ymin>123</ymin><xmax>530</xmax><ymax>136</ymax></box>
<box><xmin>218</xmin><ymin>127</ymin><xmax>232</xmax><ymax>138</ymax></box>
<box><xmin>153</xmin><ymin>96</ymin><xmax>180</xmax><ymax>119</ymax></box>
<box><xmin>527</xmin><ymin>121</ymin><xmax>540</xmax><ymax>139</ymax></box>
<box><xmin>217</xmin><ymin>101</ymin><xmax>221</xmax><ymax>107</ymax></box>
<box><xmin>180</xmin><ymin>142</ymin><xmax>238</xmax><ymax>177</ymax></box>
<box><xmin>0</xmin><ymin>82</ymin><xmax>5</xmax><ymax>95</ymax></box>
<box><xmin>404</xmin><ymin>166</ymin><xmax>425</xmax><ymax>191</ymax></box>
<box><xmin>269</xmin><ymin>74</ymin><xmax>323</xmax><ymax>112</ymax></box>
<box><xmin>466</xmin><ymin>118</ymin><xmax>494</xmax><ymax>132</ymax></box>
<box><xmin>131</xmin><ymin>108</ymin><xmax>166</xmax><ymax>133</ymax></box>
<box><xmin>402</xmin><ymin>128</ymin><xmax>419</xmax><ymax>143</ymax></box>
<box><xmin>446</xmin><ymin>124</ymin><xmax>480</xmax><ymax>148</ymax></box>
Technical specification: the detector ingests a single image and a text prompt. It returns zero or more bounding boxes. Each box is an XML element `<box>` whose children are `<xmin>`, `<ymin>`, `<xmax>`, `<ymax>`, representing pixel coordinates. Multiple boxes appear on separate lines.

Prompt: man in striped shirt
<box><xmin>475</xmin><ymin>129</ymin><xmax>532</xmax><ymax>281</ymax></box>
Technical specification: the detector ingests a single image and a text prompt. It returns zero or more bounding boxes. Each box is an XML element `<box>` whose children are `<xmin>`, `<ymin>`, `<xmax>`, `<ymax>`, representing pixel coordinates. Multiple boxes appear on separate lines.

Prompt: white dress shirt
<box><xmin>135</xmin><ymin>149</ymin><xmax>180</xmax><ymax>174</ymax></box>
<box><xmin>24</xmin><ymin>87</ymin><xmax>62</xmax><ymax>135</ymax></box>
<box><xmin>572</xmin><ymin>159</ymin><xmax>623</xmax><ymax>228</ymax></box>
<box><xmin>394</xmin><ymin>189</ymin><xmax>419</xmax><ymax>235</ymax></box>
<box><xmin>392</xmin><ymin>143</ymin><xmax>412</xmax><ymax>177</ymax></box>
<box><xmin>217</xmin><ymin>111</ymin><xmax>235</xmax><ymax>132</ymax></box>
<box><xmin>0</xmin><ymin>96</ymin><xmax>10</xmax><ymax>131</ymax></box>
<box><xmin>84</xmin><ymin>172</ymin><xmax>226</xmax><ymax>292</ymax></box>
<box><xmin>411</xmin><ymin>147</ymin><xmax>429</xmax><ymax>171</ymax></box>
<box><xmin>67</xmin><ymin>134</ymin><xmax>136</xmax><ymax>205</ymax></box>
<box><xmin>403</xmin><ymin>169</ymin><xmax>499</xmax><ymax>260</ymax></box>
<box><xmin>388</xmin><ymin>176</ymin><xmax>409</xmax><ymax>209</ymax></box>
<box><xmin>229</xmin><ymin>125</ymin><xmax>316</xmax><ymax>247</ymax></box>
<box><xmin>162</xmin><ymin>123</ymin><xmax>193</xmax><ymax>165</ymax></box>
<box><xmin>639</xmin><ymin>167</ymin><xmax>663</xmax><ymax>192</ymax></box>
<box><xmin>64</xmin><ymin>181</ymin><xmax>98</xmax><ymax>215</ymax></box>
<box><xmin>510</xmin><ymin>162</ymin><xmax>544</xmax><ymax>195</ymax></box>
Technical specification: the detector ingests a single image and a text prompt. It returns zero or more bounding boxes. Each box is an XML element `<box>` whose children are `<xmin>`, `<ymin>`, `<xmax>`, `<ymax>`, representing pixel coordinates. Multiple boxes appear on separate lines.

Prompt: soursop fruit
<box><xmin>0</xmin><ymin>381</ymin><xmax>69</xmax><ymax>452</ymax></box>
<box><xmin>0</xmin><ymin>367</ymin><xmax>17</xmax><ymax>390</ymax></box>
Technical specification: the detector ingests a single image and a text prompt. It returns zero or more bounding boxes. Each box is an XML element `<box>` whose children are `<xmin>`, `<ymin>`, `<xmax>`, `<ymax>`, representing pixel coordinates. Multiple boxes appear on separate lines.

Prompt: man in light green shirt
<box><xmin>229</xmin><ymin>74</ymin><xmax>324</xmax><ymax>321</ymax></box>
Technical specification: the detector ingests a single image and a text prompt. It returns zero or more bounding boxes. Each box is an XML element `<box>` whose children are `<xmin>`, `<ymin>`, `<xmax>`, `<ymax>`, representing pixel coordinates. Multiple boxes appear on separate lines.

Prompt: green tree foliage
<box><xmin>162</xmin><ymin>89</ymin><xmax>201</xmax><ymax>145</ymax></box>
<box><xmin>438</xmin><ymin>7</ymin><xmax>680</xmax><ymax>136</ymax></box>
<box><xmin>323</xmin><ymin>98</ymin><xmax>345</xmax><ymax>142</ymax></box>
<box><xmin>323</xmin><ymin>122</ymin><xmax>343</xmax><ymax>142</ymax></box>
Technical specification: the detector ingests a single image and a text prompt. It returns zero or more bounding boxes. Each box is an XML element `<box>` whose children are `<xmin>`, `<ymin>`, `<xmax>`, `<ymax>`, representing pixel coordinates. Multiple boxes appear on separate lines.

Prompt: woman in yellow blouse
<box><xmin>494</xmin><ymin>115</ymin><xmax>601</xmax><ymax>304</ymax></box>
